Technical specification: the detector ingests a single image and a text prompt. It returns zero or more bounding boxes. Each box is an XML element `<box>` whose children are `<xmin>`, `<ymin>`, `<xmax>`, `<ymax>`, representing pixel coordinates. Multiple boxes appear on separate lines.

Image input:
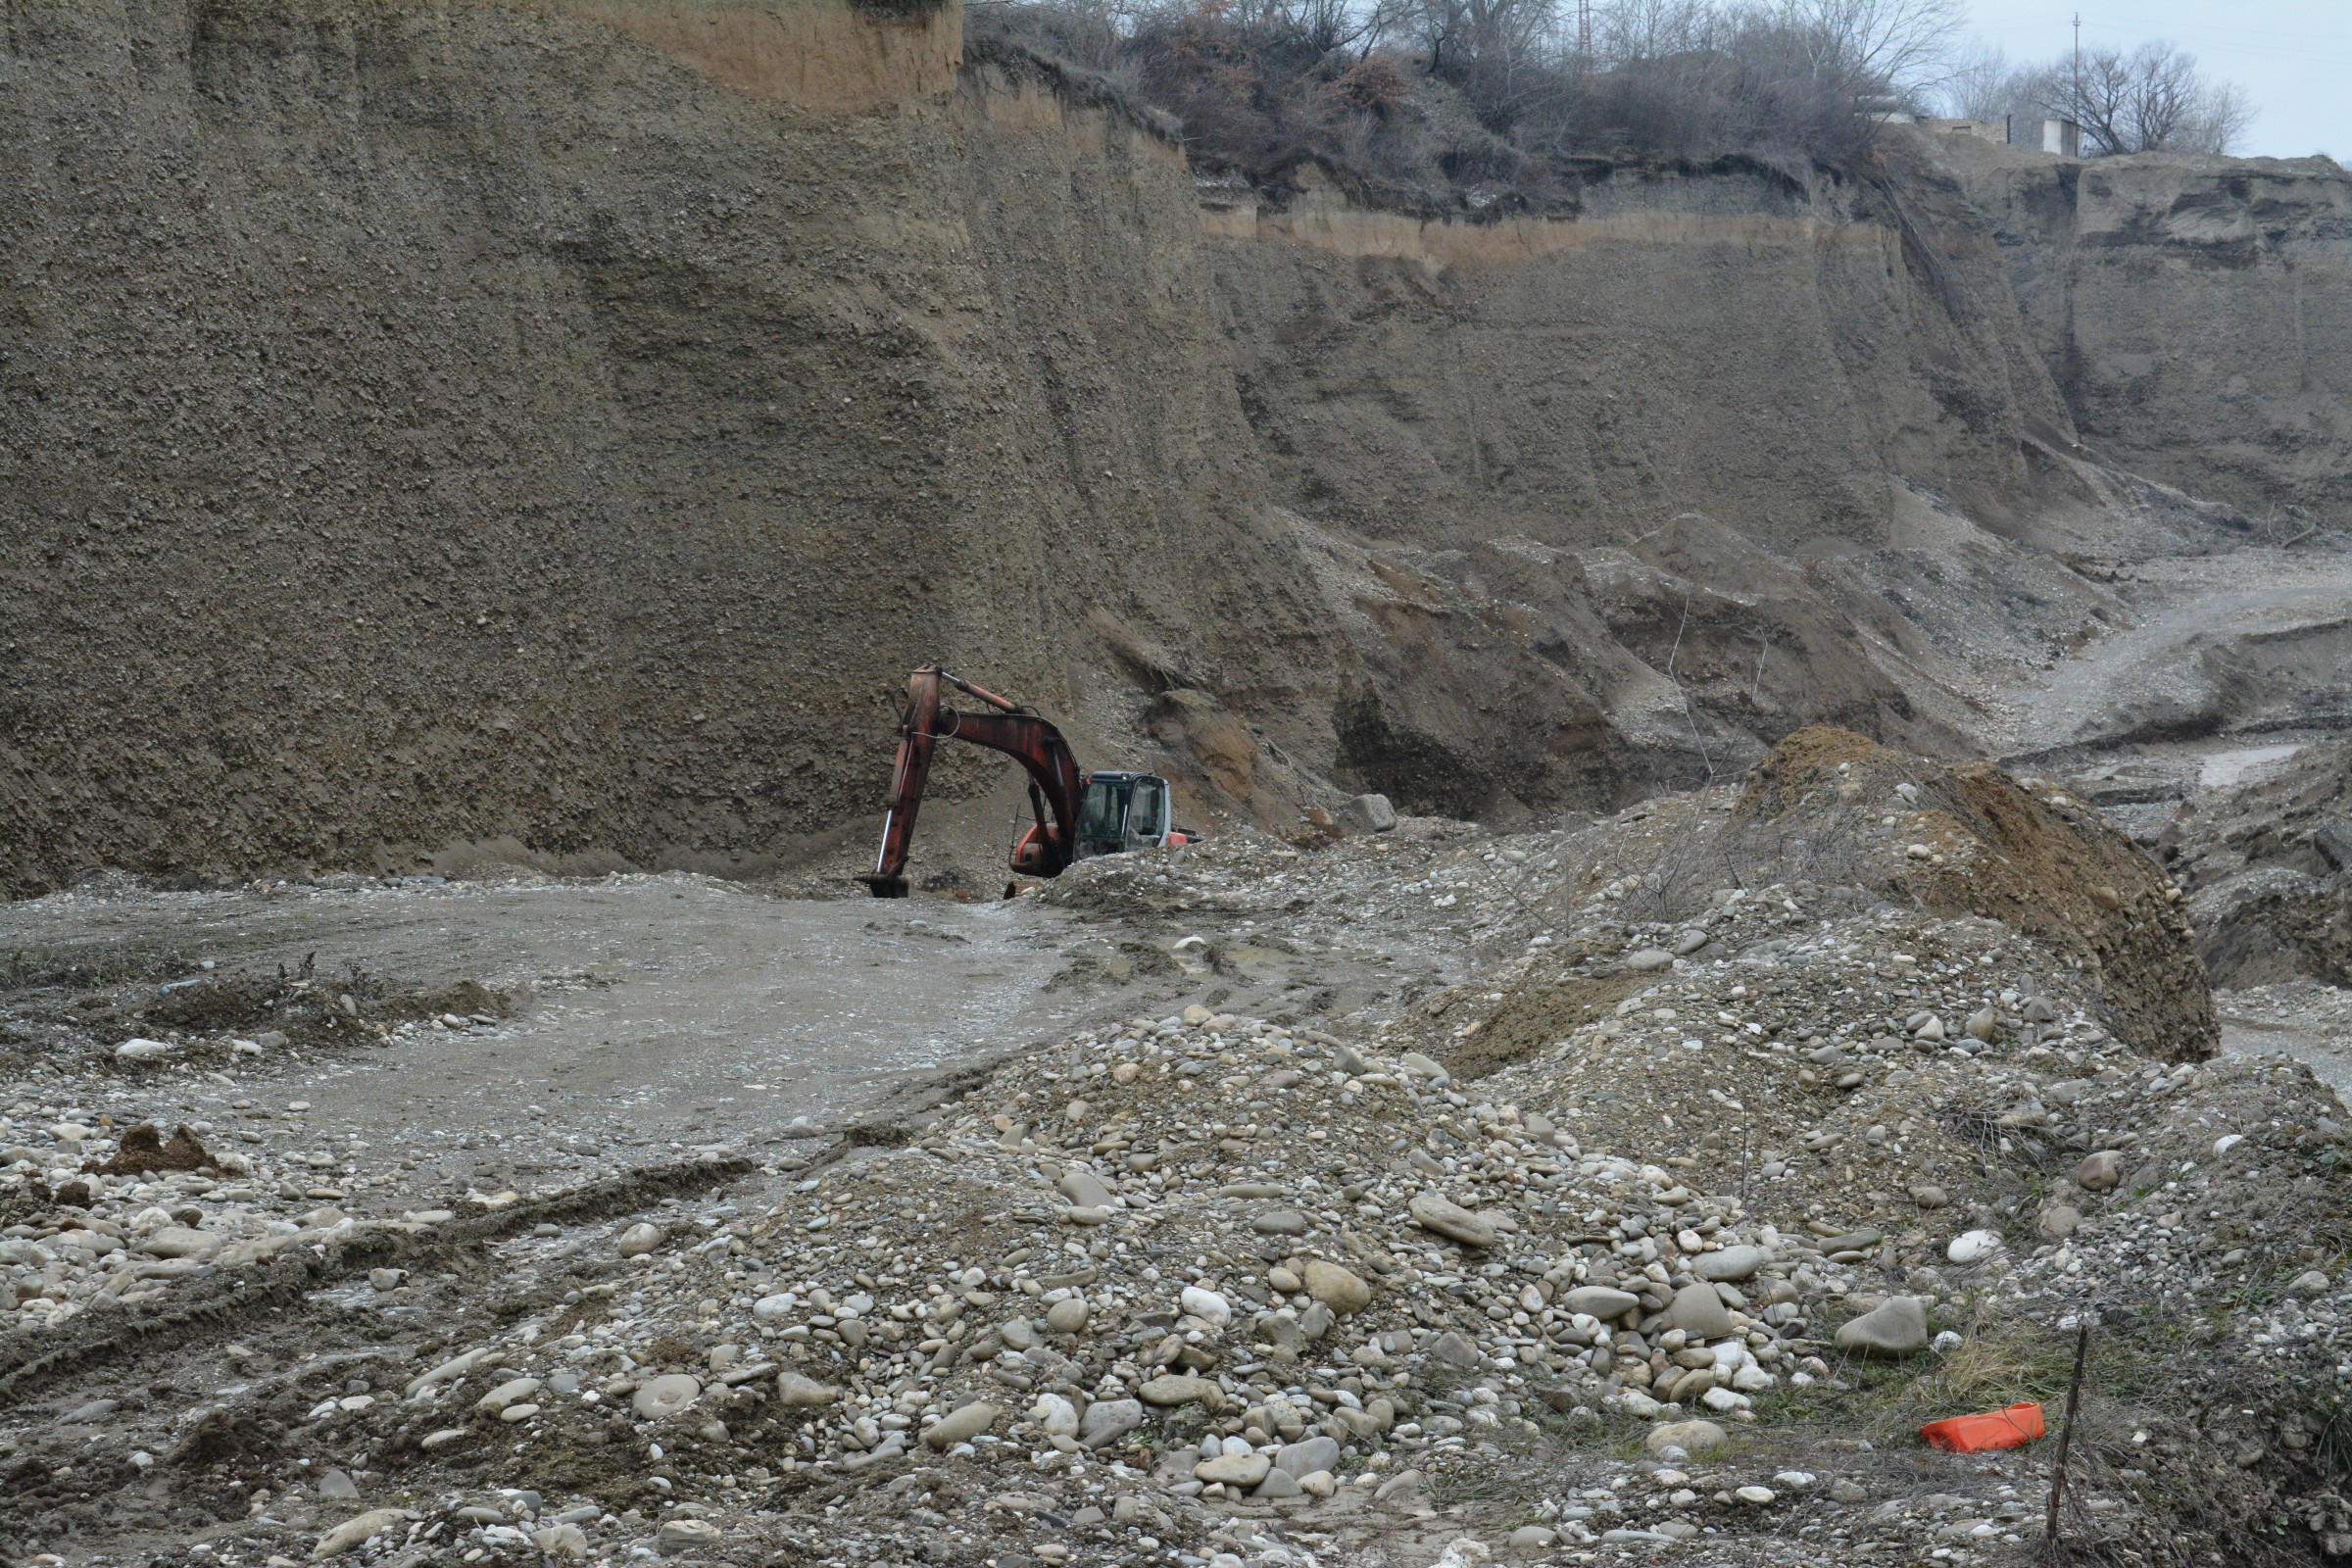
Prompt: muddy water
<box><xmin>0</xmin><ymin>876</ymin><xmax>1099</xmax><ymax>1184</ymax></box>
<box><xmin>2223</xmin><ymin>1016</ymin><xmax>2352</xmax><ymax>1108</ymax></box>
<box><xmin>2198</xmin><ymin>743</ymin><xmax>2306</xmax><ymax>791</ymax></box>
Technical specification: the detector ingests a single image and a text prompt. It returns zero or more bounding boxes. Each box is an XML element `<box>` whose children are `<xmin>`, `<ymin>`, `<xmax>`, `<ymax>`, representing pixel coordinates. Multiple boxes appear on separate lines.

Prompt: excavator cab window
<box><xmin>1076</xmin><ymin>777</ymin><xmax>1129</xmax><ymax>858</ymax></box>
<box><xmin>1127</xmin><ymin>777</ymin><xmax>1167</xmax><ymax>846</ymax></box>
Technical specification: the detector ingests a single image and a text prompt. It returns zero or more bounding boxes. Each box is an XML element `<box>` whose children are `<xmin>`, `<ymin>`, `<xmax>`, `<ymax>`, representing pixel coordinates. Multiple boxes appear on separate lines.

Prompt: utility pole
<box><xmin>1578</xmin><ymin>0</ymin><xmax>1592</xmax><ymax>72</ymax></box>
<box><xmin>2064</xmin><ymin>9</ymin><xmax>2082</xmax><ymax>149</ymax></box>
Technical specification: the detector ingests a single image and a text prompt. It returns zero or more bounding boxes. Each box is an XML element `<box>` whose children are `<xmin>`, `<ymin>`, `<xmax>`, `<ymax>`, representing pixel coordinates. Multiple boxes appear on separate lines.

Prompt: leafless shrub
<box><xmin>967</xmin><ymin>0</ymin><xmax>1128</xmax><ymax>71</ymax></box>
<box><xmin>971</xmin><ymin>0</ymin><xmax>1971</xmax><ymax>201</ymax></box>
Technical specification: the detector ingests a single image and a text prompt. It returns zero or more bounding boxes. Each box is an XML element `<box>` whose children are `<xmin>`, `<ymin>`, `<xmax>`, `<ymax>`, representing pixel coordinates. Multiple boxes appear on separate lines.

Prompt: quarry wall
<box><xmin>0</xmin><ymin>0</ymin><xmax>2338</xmax><ymax>890</ymax></box>
<box><xmin>1950</xmin><ymin>141</ymin><xmax>2352</xmax><ymax>528</ymax></box>
<box><xmin>1203</xmin><ymin>160</ymin><xmax>2081</xmax><ymax>557</ymax></box>
<box><xmin>0</xmin><ymin>0</ymin><xmax>1335</xmax><ymax>891</ymax></box>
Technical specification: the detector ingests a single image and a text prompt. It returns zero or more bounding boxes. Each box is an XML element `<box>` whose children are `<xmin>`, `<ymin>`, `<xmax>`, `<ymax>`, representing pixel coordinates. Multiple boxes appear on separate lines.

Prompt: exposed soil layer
<box><xmin>1946</xmin><ymin>137</ymin><xmax>2352</xmax><ymax>527</ymax></box>
<box><xmin>1734</xmin><ymin>727</ymin><xmax>2216</xmax><ymax>1060</ymax></box>
<box><xmin>2162</xmin><ymin>738</ymin><xmax>2352</xmax><ymax>990</ymax></box>
<box><xmin>7</xmin><ymin>0</ymin><xmax>2345</xmax><ymax>894</ymax></box>
<box><xmin>2202</xmin><ymin>878</ymin><xmax>2352</xmax><ymax>991</ymax></box>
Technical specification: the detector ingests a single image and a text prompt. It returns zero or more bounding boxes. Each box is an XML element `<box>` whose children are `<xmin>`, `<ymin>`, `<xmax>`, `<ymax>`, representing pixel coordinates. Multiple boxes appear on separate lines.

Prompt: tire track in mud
<box><xmin>0</xmin><ymin>1051</ymin><xmax>1018</xmax><ymax>1407</ymax></box>
<box><xmin>0</xmin><ymin>1153</ymin><xmax>755</xmax><ymax>1407</ymax></box>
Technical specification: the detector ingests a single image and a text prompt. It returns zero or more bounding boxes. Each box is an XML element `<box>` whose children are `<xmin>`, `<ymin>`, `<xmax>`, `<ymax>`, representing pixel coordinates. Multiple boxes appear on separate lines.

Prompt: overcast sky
<box><xmin>1959</xmin><ymin>3</ymin><xmax>2349</xmax><ymax>158</ymax></box>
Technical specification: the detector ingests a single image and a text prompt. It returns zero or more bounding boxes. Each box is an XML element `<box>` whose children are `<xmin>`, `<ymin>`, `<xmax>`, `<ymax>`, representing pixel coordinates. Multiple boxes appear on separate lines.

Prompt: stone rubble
<box><xmin>7</xmin><ymin>745</ymin><xmax>2352</xmax><ymax>1566</ymax></box>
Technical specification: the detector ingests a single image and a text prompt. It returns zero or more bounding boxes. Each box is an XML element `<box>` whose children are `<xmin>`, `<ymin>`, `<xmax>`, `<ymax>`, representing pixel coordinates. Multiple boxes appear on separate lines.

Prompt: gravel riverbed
<box><xmin>6</xmin><ymin>731</ymin><xmax>2352</xmax><ymax>1567</ymax></box>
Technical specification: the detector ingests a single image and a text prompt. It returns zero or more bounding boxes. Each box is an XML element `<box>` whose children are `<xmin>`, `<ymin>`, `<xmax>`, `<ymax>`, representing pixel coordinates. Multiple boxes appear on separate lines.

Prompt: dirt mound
<box><xmin>1735</xmin><ymin>727</ymin><xmax>2217</xmax><ymax>1060</ymax></box>
<box><xmin>83</xmin><ymin>1122</ymin><xmax>216</xmax><ymax>1177</ymax></box>
<box><xmin>1439</xmin><ymin>968</ymin><xmax>1644</xmax><ymax>1082</ymax></box>
<box><xmin>1729</xmin><ymin>723</ymin><xmax>1894</xmax><ymax>816</ymax></box>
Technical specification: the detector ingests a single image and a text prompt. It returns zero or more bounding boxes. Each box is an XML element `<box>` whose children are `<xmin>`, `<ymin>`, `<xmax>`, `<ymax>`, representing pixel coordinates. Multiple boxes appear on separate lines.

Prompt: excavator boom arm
<box><xmin>861</xmin><ymin>666</ymin><xmax>1085</xmax><ymax>897</ymax></box>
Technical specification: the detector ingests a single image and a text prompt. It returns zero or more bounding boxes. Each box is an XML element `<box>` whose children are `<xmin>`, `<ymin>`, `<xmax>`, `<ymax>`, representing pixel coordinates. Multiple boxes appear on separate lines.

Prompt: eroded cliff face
<box><xmin>1208</xmin><ymin>158</ymin><xmax>2082</xmax><ymax>556</ymax></box>
<box><xmin>0</xmin><ymin>0</ymin><xmax>2330</xmax><ymax>890</ymax></box>
<box><xmin>1196</xmin><ymin>149</ymin><xmax>2144</xmax><ymax>815</ymax></box>
<box><xmin>0</xmin><ymin>0</ymin><xmax>1335</xmax><ymax>890</ymax></box>
<box><xmin>1950</xmin><ymin>141</ymin><xmax>2352</xmax><ymax>528</ymax></box>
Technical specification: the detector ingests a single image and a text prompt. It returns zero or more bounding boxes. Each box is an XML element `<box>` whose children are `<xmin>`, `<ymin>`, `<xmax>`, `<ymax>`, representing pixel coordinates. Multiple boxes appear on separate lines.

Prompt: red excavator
<box><xmin>861</xmin><ymin>666</ymin><xmax>1188</xmax><ymax>898</ymax></box>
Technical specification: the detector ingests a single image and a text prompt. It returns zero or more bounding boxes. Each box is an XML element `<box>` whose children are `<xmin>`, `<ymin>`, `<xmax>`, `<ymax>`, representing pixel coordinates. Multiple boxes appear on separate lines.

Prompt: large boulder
<box><xmin>1691</xmin><ymin>1246</ymin><xmax>1765</xmax><ymax>1283</ymax></box>
<box><xmin>1665</xmin><ymin>1282</ymin><xmax>1734</xmax><ymax>1339</ymax></box>
<box><xmin>2076</xmin><ymin>1150</ymin><xmax>2123</xmax><ymax>1192</ymax></box>
<box><xmin>1645</xmin><ymin>1419</ymin><xmax>1728</xmax><ymax>1456</ymax></box>
<box><xmin>1835</xmin><ymin>1297</ymin><xmax>1929</xmax><ymax>1359</ymax></box>
<box><xmin>1562</xmin><ymin>1286</ymin><xmax>1640</xmax><ymax>1320</ymax></box>
<box><xmin>1302</xmin><ymin>1260</ymin><xmax>1372</xmax><ymax>1314</ymax></box>
<box><xmin>1195</xmin><ymin>1450</ymin><xmax>1270</xmax><ymax>1487</ymax></box>
<box><xmin>774</xmin><ymin>1373</ymin><xmax>839</xmax><ymax>1408</ymax></box>
<box><xmin>1081</xmin><ymin>1398</ymin><xmax>1145</xmax><ymax>1447</ymax></box>
<box><xmin>1275</xmin><ymin>1435</ymin><xmax>1341</xmax><ymax>1478</ymax></box>
<box><xmin>922</xmin><ymin>1400</ymin><xmax>1000</xmax><ymax>1448</ymax></box>
<box><xmin>1408</xmin><ymin>1192</ymin><xmax>1495</xmax><ymax>1248</ymax></box>
<box><xmin>1138</xmin><ymin>1375</ymin><xmax>1224</xmax><ymax>1410</ymax></box>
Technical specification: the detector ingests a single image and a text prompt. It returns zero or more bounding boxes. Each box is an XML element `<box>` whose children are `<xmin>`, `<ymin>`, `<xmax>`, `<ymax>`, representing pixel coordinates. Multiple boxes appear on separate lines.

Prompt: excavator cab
<box><xmin>1008</xmin><ymin>771</ymin><xmax>1180</xmax><ymax>878</ymax></box>
<box><xmin>1074</xmin><ymin>771</ymin><xmax>1176</xmax><ymax>858</ymax></box>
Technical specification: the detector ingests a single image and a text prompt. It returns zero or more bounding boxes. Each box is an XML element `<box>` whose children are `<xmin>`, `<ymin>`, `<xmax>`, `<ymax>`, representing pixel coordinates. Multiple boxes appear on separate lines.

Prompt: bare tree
<box><xmin>1237</xmin><ymin>0</ymin><xmax>1392</xmax><ymax>56</ymax></box>
<box><xmin>1779</xmin><ymin>0</ymin><xmax>1964</xmax><ymax>95</ymax></box>
<box><xmin>1399</xmin><ymin>0</ymin><xmax>1561</xmax><ymax>82</ymax></box>
<box><xmin>1380</xmin><ymin>0</ymin><xmax>1572</xmax><ymax>138</ymax></box>
<box><xmin>1591</xmin><ymin>0</ymin><xmax>1717</xmax><ymax>64</ymax></box>
<box><xmin>2047</xmin><ymin>40</ymin><xmax>2253</xmax><ymax>156</ymax></box>
<box><xmin>1940</xmin><ymin>44</ymin><xmax>2019</xmax><ymax>121</ymax></box>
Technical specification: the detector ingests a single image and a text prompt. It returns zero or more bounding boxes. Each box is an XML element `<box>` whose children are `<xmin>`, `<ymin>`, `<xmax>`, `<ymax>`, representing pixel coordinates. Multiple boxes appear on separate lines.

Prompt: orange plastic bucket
<box><xmin>1919</xmin><ymin>1402</ymin><xmax>2046</xmax><ymax>1452</ymax></box>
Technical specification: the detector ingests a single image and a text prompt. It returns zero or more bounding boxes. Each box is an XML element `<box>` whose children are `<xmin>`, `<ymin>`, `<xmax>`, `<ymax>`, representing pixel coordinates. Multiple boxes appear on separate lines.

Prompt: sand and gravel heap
<box><xmin>9</xmin><ymin>736</ymin><xmax>2352</xmax><ymax>1567</ymax></box>
<box><xmin>36</xmin><ymin>922</ymin><xmax>2339</xmax><ymax>1568</ymax></box>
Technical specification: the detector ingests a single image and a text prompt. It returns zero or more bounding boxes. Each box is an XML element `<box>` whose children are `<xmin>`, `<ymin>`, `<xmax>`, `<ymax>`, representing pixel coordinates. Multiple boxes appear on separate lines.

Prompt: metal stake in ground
<box><xmin>2043</xmin><ymin>1313</ymin><xmax>2093</xmax><ymax>1559</ymax></box>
